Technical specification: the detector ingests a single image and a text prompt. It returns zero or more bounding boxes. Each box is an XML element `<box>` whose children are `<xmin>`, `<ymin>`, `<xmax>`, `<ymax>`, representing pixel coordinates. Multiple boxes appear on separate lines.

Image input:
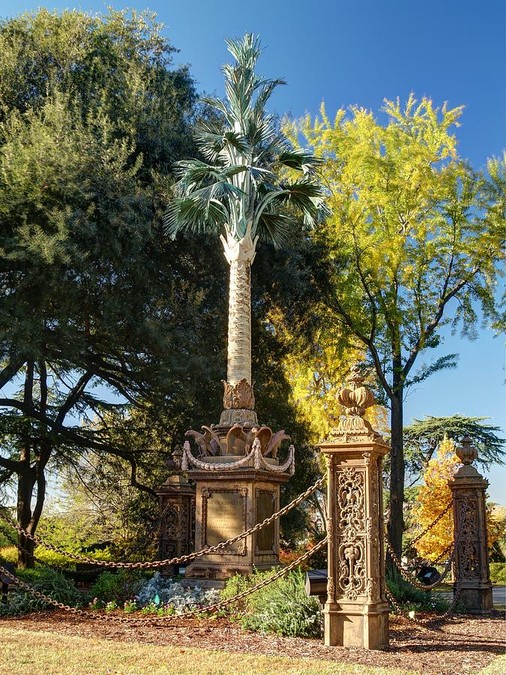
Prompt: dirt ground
<box><xmin>1</xmin><ymin>609</ymin><xmax>505</xmax><ymax>674</ymax></box>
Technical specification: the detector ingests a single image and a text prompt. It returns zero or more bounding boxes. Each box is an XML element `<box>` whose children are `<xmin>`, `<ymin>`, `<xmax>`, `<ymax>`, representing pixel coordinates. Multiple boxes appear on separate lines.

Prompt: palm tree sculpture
<box><xmin>164</xmin><ymin>34</ymin><xmax>325</xmax><ymax>437</ymax></box>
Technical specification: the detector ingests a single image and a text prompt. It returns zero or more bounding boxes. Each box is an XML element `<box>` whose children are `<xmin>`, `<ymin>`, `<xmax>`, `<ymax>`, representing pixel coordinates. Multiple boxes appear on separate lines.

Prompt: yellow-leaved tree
<box><xmin>267</xmin><ymin>307</ymin><xmax>388</xmax><ymax>444</ymax></box>
<box><xmin>288</xmin><ymin>97</ymin><xmax>505</xmax><ymax>561</ymax></box>
<box><xmin>411</xmin><ymin>437</ymin><xmax>502</xmax><ymax>562</ymax></box>
<box><xmin>411</xmin><ymin>437</ymin><xmax>459</xmax><ymax>561</ymax></box>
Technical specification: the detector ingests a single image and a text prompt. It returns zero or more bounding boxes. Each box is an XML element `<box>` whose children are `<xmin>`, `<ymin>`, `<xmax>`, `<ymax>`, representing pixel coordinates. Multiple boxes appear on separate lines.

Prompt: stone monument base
<box><xmin>184</xmin><ymin>462</ymin><xmax>289</xmax><ymax>581</ymax></box>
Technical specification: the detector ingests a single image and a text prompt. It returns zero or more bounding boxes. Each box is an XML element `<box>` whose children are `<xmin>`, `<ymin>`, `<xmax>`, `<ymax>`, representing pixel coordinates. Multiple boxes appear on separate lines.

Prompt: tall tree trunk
<box><xmin>387</xmin><ymin>373</ymin><xmax>405</xmax><ymax>569</ymax></box>
<box><xmin>227</xmin><ymin>257</ymin><xmax>252</xmax><ymax>385</ymax></box>
<box><xmin>17</xmin><ymin>468</ymin><xmax>36</xmax><ymax>569</ymax></box>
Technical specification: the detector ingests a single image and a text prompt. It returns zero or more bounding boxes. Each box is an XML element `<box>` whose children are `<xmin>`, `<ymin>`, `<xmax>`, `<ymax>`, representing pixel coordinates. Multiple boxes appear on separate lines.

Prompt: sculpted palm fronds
<box><xmin>164</xmin><ymin>33</ymin><xmax>325</xmax><ymax>247</ymax></box>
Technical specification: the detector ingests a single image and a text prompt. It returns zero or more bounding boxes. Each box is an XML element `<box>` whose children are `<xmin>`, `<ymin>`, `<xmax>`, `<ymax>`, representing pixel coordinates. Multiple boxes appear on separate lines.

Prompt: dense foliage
<box><xmin>0</xmin><ymin>8</ymin><xmax>228</xmax><ymax>565</ymax></box>
<box><xmin>0</xmin><ymin>14</ymin><xmax>326</xmax><ymax>563</ymax></box>
<box><xmin>410</xmin><ymin>437</ymin><xmax>502</xmax><ymax>561</ymax></box>
<box><xmin>222</xmin><ymin>568</ymin><xmax>323</xmax><ymax>637</ymax></box>
<box><xmin>403</xmin><ymin>415</ymin><xmax>504</xmax><ymax>482</ymax></box>
<box><xmin>292</xmin><ymin>97</ymin><xmax>506</xmax><ymax>557</ymax></box>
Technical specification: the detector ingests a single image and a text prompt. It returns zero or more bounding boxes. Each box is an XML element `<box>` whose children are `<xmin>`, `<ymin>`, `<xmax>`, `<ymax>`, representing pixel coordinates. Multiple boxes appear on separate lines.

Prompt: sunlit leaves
<box><xmin>410</xmin><ymin>437</ymin><xmax>459</xmax><ymax>561</ymax></box>
<box><xmin>296</xmin><ymin>96</ymin><xmax>505</xmax><ymax>387</ymax></box>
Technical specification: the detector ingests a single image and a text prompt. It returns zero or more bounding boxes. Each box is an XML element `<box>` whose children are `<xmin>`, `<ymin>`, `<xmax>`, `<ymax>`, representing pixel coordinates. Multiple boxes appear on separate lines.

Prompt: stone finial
<box><xmin>328</xmin><ymin>366</ymin><xmax>381</xmax><ymax>442</ymax></box>
<box><xmin>337</xmin><ymin>365</ymin><xmax>375</xmax><ymax>417</ymax></box>
<box><xmin>453</xmin><ymin>436</ymin><xmax>483</xmax><ymax>479</ymax></box>
<box><xmin>455</xmin><ymin>436</ymin><xmax>478</xmax><ymax>465</ymax></box>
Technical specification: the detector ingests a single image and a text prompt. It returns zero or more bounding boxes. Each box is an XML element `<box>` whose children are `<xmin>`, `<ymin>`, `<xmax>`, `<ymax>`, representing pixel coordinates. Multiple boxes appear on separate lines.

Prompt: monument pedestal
<box><xmin>184</xmin><ymin>463</ymin><xmax>290</xmax><ymax>580</ymax></box>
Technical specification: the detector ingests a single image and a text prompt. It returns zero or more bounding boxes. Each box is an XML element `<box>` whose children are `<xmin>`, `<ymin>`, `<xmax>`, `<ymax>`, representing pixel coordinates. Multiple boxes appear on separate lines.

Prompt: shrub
<box><xmin>222</xmin><ymin>568</ymin><xmax>322</xmax><ymax>638</ymax></box>
<box><xmin>0</xmin><ymin>567</ymin><xmax>83</xmax><ymax>616</ymax></box>
<box><xmin>386</xmin><ymin>572</ymin><xmax>448</xmax><ymax>612</ymax></box>
<box><xmin>33</xmin><ymin>547</ymin><xmax>75</xmax><ymax>569</ymax></box>
<box><xmin>90</xmin><ymin>570</ymin><xmax>145</xmax><ymax>607</ymax></box>
<box><xmin>0</xmin><ymin>546</ymin><xmax>17</xmax><ymax>564</ymax></box>
<box><xmin>135</xmin><ymin>573</ymin><xmax>220</xmax><ymax>615</ymax></box>
<box><xmin>490</xmin><ymin>562</ymin><xmax>506</xmax><ymax>584</ymax></box>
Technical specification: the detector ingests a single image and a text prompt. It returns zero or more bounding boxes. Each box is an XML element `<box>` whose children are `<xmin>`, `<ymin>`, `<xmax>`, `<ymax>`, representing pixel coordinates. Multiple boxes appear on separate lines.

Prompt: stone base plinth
<box><xmin>457</xmin><ymin>583</ymin><xmax>494</xmax><ymax>614</ymax></box>
<box><xmin>185</xmin><ymin>463</ymin><xmax>289</xmax><ymax>581</ymax></box>
<box><xmin>324</xmin><ymin>601</ymin><xmax>389</xmax><ymax>650</ymax></box>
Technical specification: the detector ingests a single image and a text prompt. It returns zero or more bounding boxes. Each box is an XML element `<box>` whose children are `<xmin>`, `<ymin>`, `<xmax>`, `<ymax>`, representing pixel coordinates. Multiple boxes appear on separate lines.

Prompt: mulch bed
<box><xmin>1</xmin><ymin>609</ymin><xmax>505</xmax><ymax>674</ymax></box>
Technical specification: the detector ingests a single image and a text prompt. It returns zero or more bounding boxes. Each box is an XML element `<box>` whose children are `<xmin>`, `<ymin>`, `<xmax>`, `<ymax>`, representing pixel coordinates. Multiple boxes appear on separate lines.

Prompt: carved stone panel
<box><xmin>158</xmin><ymin>490</ymin><xmax>195</xmax><ymax>565</ymax></box>
<box><xmin>202</xmin><ymin>488</ymin><xmax>247</xmax><ymax>555</ymax></box>
<box><xmin>336</xmin><ymin>467</ymin><xmax>366</xmax><ymax>600</ymax></box>
<box><xmin>456</xmin><ymin>496</ymin><xmax>481</xmax><ymax>580</ymax></box>
<box><xmin>255</xmin><ymin>489</ymin><xmax>276</xmax><ymax>554</ymax></box>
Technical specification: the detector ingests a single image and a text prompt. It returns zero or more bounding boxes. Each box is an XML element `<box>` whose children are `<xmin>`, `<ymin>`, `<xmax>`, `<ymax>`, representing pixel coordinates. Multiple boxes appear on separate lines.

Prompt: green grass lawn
<box><xmin>0</xmin><ymin>625</ymin><xmax>411</xmax><ymax>675</ymax></box>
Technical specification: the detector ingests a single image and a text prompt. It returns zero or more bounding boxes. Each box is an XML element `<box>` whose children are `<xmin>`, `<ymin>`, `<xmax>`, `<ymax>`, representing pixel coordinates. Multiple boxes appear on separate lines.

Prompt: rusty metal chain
<box><xmin>0</xmin><ymin>537</ymin><xmax>328</xmax><ymax>626</ymax></box>
<box><xmin>408</xmin><ymin>501</ymin><xmax>453</xmax><ymax>550</ymax></box>
<box><xmin>168</xmin><ymin>536</ymin><xmax>329</xmax><ymax>623</ymax></box>
<box><xmin>385</xmin><ymin>497</ymin><xmax>470</xmax><ymax>626</ymax></box>
<box><xmin>433</xmin><ymin>542</ymin><xmax>453</xmax><ymax>565</ymax></box>
<box><xmin>386</xmin><ymin>577</ymin><xmax>463</xmax><ymax>628</ymax></box>
<box><xmin>385</xmin><ymin>539</ymin><xmax>455</xmax><ymax>592</ymax></box>
<box><xmin>0</xmin><ymin>563</ymin><xmax>89</xmax><ymax>618</ymax></box>
<box><xmin>0</xmin><ymin>477</ymin><xmax>325</xmax><ymax>571</ymax></box>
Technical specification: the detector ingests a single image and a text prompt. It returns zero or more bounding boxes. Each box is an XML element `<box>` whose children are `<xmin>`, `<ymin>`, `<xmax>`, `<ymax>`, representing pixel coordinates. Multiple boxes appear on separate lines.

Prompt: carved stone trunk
<box><xmin>449</xmin><ymin>458</ymin><xmax>493</xmax><ymax>614</ymax></box>
<box><xmin>184</xmin><ymin>464</ymin><xmax>289</xmax><ymax>583</ymax></box>
<box><xmin>318</xmin><ymin>425</ymin><xmax>390</xmax><ymax>649</ymax></box>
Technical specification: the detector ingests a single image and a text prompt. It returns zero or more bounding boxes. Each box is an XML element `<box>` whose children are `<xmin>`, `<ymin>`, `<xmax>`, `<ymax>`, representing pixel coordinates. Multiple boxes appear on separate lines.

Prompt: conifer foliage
<box><xmin>0</xmin><ymin>8</ymin><xmax>223</xmax><ymax>566</ymax></box>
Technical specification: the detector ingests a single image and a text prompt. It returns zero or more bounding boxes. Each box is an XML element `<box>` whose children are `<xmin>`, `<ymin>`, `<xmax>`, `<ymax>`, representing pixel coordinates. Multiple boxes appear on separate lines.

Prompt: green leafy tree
<box><xmin>294</xmin><ymin>97</ymin><xmax>505</xmax><ymax>558</ymax></box>
<box><xmin>165</xmin><ymin>33</ymin><xmax>326</xmax><ymax>418</ymax></box>
<box><xmin>0</xmin><ymin>8</ymin><xmax>229</xmax><ymax>567</ymax></box>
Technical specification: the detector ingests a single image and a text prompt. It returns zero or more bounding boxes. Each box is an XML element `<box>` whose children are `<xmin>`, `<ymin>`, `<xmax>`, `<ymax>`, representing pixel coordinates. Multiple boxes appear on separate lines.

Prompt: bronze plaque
<box><xmin>256</xmin><ymin>490</ymin><xmax>275</xmax><ymax>553</ymax></box>
<box><xmin>204</xmin><ymin>490</ymin><xmax>246</xmax><ymax>553</ymax></box>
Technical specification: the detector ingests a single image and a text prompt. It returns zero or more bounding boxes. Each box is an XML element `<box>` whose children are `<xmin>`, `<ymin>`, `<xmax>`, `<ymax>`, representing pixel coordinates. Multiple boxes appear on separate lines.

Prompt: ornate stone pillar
<box><xmin>318</xmin><ymin>370</ymin><xmax>389</xmax><ymax>650</ymax></box>
<box><xmin>448</xmin><ymin>437</ymin><xmax>493</xmax><ymax>614</ymax></box>
<box><xmin>156</xmin><ymin>473</ymin><xmax>196</xmax><ymax>576</ymax></box>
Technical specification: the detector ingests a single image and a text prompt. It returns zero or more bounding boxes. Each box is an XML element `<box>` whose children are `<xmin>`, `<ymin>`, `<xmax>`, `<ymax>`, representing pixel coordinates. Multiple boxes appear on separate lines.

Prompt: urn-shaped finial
<box><xmin>455</xmin><ymin>436</ymin><xmax>478</xmax><ymax>466</ymax></box>
<box><xmin>337</xmin><ymin>364</ymin><xmax>375</xmax><ymax>417</ymax></box>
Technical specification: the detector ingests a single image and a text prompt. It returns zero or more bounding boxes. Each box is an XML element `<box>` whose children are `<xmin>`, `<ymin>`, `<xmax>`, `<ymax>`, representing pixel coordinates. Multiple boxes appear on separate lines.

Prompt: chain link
<box><xmin>2</xmin><ymin>487</ymin><xmax>470</xmax><ymax>631</ymax></box>
<box><xmin>0</xmin><ymin>537</ymin><xmax>328</xmax><ymax>626</ymax></box>
<box><xmin>385</xmin><ymin>539</ymin><xmax>455</xmax><ymax>592</ymax></box>
<box><xmin>408</xmin><ymin>501</ymin><xmax>452</xmax><ymax>550</ymax></box>
<box><xmin>0</xmin><ymin>477</ymin><xmax>325</xmax><ymax>571</ymax></box>
<box><xmin>0</xmin><ymin>563</ymin><xmax>89</xmax><ymax>618</ymax></box>
<box><xmin>385</xmin><ymin>497</ymin><xmax>471</xmax><ymax>627</ymax></box>
<box><xmin>385</xmin><ymin>579</ymin><xmax>463</xmax><ymax>628</ymax></box>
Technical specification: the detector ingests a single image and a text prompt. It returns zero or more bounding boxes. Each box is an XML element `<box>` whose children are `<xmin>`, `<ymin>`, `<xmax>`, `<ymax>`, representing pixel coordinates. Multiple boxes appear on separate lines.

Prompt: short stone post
<box><xmin>448</xmin><ymin>437</ymin><xmax>493</xmax><ymax>614</ymax></box>
<box><xmin>318</xmin><ymin>370</ymin><xmax>390</xmax><ymax>650</ymax></box>
<box><xmin>156</xmin><ymin>465</ymin><xmax>196</xmax><ymax>576</ymax></box>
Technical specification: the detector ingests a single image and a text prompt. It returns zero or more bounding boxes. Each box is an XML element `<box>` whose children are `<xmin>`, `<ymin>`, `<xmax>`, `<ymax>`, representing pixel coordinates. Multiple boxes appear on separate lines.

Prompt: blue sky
<box><xmin>1</xmin><ymin>1</ymin><xmax>504</xmax><ymax>502</ymax></box>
